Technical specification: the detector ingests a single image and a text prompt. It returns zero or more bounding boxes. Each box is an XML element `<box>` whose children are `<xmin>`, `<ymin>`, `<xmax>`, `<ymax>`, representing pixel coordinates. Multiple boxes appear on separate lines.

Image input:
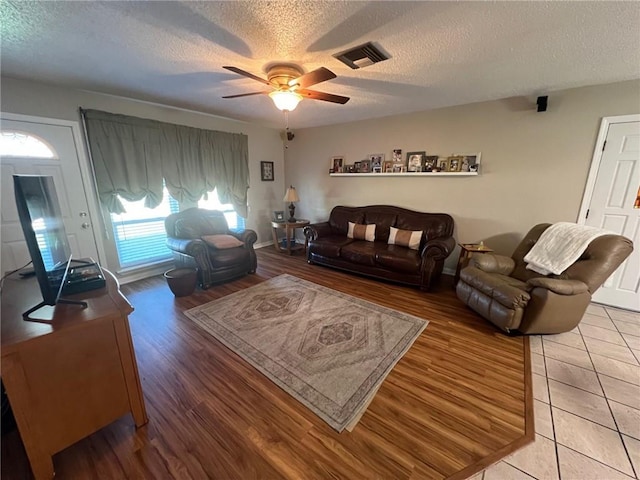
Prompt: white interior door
<box><xmin>584</xmin><ymin>120</ymin><xmax>640</xmax><ymax>311</ymax></box>
<box><xmin>1</xmin><ymin>118</ymin><xmax>101</xmax><ymax>273</ymax></box>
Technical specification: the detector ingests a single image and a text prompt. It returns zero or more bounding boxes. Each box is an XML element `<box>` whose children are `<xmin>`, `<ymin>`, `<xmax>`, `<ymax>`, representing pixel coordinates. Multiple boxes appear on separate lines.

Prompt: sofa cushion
<box><xmin>396</xmin><ymin>213</ymin><xmax>449</xmax><ymax>243</ymax></box>
<box><xmin>363</xmin><ymin>211</ymin><xmax>397</xmax><ymax>242</ymax></box>
<box><xmin>348</xmin><ymin>222</ymin><xmax>375</xmax><ymax>241</ymax></box>
<box><xmin>175</xmin><ymin>215</ymin><xmax>229</xmax><ymax>238</ymax></box>
<box><xmin>388</xmin><ymin>226</ymin><xmax>422</xmax><ymax>250</ymax></box>
<box><xmin>202</xmin><ymin>234</ymin><xmax>244</xmax><ymax>249</ymax></box>
<box><xmin>375</xmin><ymin>245</ymin><xmax>422</xmax><ymax>273</ymax></box>
<box><xmin>329</xmin><ymin>209</ymin><xmax>364</xmax><ymax>235</ymax></box>
<box><xmin>207</xmin><ymin>245</ymin><xmax>250</xmax><ymax>268</ymax></box>
<box><xmin>308</xmin><ymin>235</ymin><xmax>353</xmax><ymax>258</ymax></box>
<box><xmin>340</xmin><ymin>241</ymin><xmax>386</xmax><ymax>266</ymax></box>
<box><xmin>174</xmin><ymin>218</ymin><xmax>202</xmax><ymax>239</ymax></box>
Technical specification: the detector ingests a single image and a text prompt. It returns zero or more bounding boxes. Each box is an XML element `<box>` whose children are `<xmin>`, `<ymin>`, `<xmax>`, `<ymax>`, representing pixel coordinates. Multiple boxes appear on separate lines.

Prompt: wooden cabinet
<box><xmin>1</xmin><ymin>269</ymin><xmax>147</xmax><ymax>479</ymax></box>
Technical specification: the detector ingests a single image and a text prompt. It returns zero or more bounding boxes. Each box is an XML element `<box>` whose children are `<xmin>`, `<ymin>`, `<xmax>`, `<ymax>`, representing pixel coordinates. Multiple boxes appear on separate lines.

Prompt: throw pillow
<box><xmin>201</xmin><ymin>234</ymin><xmax>244</xmax><ymax>249</ymax></box>
<box><xmin>347</xmin><ymin>222</ymin><xmax>375</xmax><ymax>242</ymax></box>
<box><xmin>388</xmin><ymin>226</ymin><xmax>422</xmax><ymax>250</ymax></box>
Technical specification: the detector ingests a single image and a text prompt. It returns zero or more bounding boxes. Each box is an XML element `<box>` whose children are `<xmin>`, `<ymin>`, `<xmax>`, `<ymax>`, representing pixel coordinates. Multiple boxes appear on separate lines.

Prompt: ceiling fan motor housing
<box><xmin>268</xmin><ymin>65</ymin><xmax>304</xmax><ymax>90</ymax></box>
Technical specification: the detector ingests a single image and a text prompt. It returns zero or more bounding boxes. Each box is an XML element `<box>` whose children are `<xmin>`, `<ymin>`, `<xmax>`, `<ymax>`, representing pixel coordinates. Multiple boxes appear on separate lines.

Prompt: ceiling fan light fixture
<box><xmin>269</xmin><ymin>90</ymin><xmax>303</xmax><ymax>111</ymax></box>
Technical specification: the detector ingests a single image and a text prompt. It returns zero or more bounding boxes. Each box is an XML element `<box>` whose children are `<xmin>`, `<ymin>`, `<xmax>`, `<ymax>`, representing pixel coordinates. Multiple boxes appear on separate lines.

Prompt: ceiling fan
<box><xmin>222</xmin><ymin>64</ymin><xmax>350</xmax><ymax>111</ymax></box>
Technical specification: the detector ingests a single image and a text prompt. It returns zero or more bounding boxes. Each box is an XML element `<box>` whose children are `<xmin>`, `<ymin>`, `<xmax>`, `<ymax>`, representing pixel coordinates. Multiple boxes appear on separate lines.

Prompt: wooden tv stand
<box><xmin>1</xmin><ymin>269</ymin><xmax>147</xmax><ymax>479</ymax></box>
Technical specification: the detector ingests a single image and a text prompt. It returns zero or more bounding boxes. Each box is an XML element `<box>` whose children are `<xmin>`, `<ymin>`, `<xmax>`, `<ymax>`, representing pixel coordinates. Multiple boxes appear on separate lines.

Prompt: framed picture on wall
<box><xmin>260</xmin><ymin>161</ymin><xmax>274</xmax><ymax>181</ymax></box>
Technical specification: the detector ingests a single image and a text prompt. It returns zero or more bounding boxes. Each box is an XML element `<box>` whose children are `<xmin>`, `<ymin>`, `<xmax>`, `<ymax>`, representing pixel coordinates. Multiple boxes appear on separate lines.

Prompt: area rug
<box><xmin>184</xmin><ymin>274</ymin><xmax>428</xmax><ymax>432</ymax></box>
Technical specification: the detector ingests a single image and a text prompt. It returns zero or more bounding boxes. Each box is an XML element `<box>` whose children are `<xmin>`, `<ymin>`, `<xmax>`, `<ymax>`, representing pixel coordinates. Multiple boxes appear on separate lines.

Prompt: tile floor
<box><xmin>468</xmin><ymin>304</ymin><xmax>640</xmax><ymax>480</ymax></box>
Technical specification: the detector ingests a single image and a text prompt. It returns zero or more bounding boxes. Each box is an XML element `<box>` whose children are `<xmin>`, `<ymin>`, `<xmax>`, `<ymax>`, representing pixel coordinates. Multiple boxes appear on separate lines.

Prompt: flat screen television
<box><xmin>13</xmin><ymin>175</ymin><xmax>88</xmax><ymax>319</ymax></box>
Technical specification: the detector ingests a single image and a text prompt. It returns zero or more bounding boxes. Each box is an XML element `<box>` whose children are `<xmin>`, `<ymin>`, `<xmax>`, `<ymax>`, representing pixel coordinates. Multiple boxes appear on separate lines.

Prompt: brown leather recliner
<box><xmin>456</xmin><ymin>223</ymin><xmax>633</xmax><ymax>334</ymax></box>
<box><xmin>165</xmin><ymin>208</ymin><xmax>257</xmax><ymax>289</ymax></box>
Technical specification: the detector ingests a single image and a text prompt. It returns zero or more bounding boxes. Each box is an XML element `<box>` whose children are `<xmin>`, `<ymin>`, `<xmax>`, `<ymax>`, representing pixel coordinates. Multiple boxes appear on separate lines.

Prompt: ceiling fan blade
<box><xmin>222</xmin><ymin>91</ymin><xmax>270</xmax><ymax>99</ymax></box>
<box><xmin>289</xmin><ymin>67</ymin><xmax>336</xmax><ymax>89</ymax></box>
<box><xmin>298</xmin><ymin>89</ymin><xmax>350</xmax><ymax>104</ymax></box>
<box><xmin>223</xmin><ymin>66</ymin><xmax>270</xmax><ymax>85</ymax></box>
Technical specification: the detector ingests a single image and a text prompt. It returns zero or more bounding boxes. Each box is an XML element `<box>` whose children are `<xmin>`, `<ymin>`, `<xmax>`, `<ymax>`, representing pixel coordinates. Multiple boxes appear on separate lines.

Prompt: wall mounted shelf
<box><xmin>329</xmin><ymin>172</ymin><xmax>479</xmax><ymax>177</ymax></box>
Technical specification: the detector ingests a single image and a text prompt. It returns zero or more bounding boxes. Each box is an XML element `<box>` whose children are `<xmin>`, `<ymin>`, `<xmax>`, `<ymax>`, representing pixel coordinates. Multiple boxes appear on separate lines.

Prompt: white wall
<box><xmin>1</xmin><ymin>76</ymin><xmax>285</xmax><ymax>279</ymax></box>
<box><xmin>284</xmin><ymin>80</ymin><xmax>640</xmax><ymax>271</ymax></box>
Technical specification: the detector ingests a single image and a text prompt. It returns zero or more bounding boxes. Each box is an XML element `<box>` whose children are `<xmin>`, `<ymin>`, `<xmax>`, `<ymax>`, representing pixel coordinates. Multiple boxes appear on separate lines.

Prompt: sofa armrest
<box><xmin>527</xmin><ymin>278</ymin><xmax>589</xmax><ymax>295</ymax></box>
<box><xmin>304</xmin><ymin>222</ymin><xmax>332</xmax><ymax>241</ymax></box>
<box><xmin>421</xmin><ymin>236</ymin><xmax>455</xmax><ymax>260</ymax></box>
<box><xmin>231</xmin><ymin>229</ymin><xmax>257</xmax><ymax>247</ymax></box>
<box><xmin>472</xmin><ymin>254</ymin><xmax>516</xmax><ymax>276</ymax></box>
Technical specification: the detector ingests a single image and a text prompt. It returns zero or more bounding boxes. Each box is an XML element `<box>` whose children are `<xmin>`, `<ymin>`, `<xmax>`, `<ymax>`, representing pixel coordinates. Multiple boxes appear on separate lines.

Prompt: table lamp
<box><xmin>283</xmin><ymin>186</ymin><xmax>299</xmax><ymax>222</ymax></box>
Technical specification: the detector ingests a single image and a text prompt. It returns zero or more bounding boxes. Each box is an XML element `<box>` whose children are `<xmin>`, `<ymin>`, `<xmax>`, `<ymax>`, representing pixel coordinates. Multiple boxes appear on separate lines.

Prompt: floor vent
<box><xmin>333</xmin><ymin>42</ymin><xmax>389</xmax><ymax>69</ymax></box>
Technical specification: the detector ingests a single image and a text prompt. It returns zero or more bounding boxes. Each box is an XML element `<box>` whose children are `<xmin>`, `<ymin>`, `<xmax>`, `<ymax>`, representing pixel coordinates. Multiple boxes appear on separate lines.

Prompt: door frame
<box><xmin>0</xmin><ymin>112</ymin><xmax>107</xmax><ymax>266</ymax></box>
<box><xmin>577</xmin><ymin>114</ymin><xmax>640</xmax><ymax>224</ymax></box>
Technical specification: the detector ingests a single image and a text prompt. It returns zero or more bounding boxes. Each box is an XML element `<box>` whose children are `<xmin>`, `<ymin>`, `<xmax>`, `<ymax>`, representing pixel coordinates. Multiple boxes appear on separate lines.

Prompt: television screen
<box><xmin>13</xmin><ymin>175</ymin><xmax>72</xmax><ymax>307</ymax></box>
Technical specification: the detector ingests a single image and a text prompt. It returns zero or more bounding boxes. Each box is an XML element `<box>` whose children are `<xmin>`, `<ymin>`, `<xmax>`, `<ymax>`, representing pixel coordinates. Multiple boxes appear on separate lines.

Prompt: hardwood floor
<box><xmin>1</xmin><ymin>248</ymin><xmax>533</xmax><ymax>479</ymax></box>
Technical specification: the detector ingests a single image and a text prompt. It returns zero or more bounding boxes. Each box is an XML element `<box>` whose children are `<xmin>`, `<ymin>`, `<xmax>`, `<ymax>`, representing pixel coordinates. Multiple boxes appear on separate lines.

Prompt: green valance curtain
<box><xmin>82</xmin><ymin>109</ymin><xmax>249</xmax><ymax>217</ymax></box>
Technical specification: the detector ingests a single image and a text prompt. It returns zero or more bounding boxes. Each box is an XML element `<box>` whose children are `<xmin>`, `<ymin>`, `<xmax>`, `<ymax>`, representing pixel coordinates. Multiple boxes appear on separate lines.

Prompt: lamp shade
<box><xmin>269</xmin><ymin>91</ymin><xmax>303</xmax><ymax>111</ymax></box>
<box><xmin>283</xmin><ymin>186</ymin><xmax>299</xmax><ymax>203</ymax></box>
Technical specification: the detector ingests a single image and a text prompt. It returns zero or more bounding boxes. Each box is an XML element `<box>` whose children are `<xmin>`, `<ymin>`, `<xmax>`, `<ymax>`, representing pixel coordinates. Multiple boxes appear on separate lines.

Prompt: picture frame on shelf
<box><xmin>438</xmin><ymin>157</ymin><xmax>450</xmax><ymax>171</ymax></box>
<box><xmin>260</xmin><ymin>161</ymin><xmax>274</xmax><ymax>181</ymax></box>
<box><xmin>461</xmin><ymin>153</ymin><xmax>481</xmax><ymax>173</ymax></box>
<box><xmin>392</xmin><ymin>149</ymin><xmax>402</xmax><ymax>162</ymax></box>
<box><xmin>447</xmin><ymin>155</ymin><xmax>464</xmax><ymax>172</ymax></box>
<box><xmin>360</xmin><ymin>159</ymin><xmax>371</xmax><ymax>173</ymax></box>
<box><xmin>423</xmin><ymin>155</ymin><xmax>438</xmax><ymax>172</ymax></box>
<box><xmin>406</xmin><ymin>151</ymin><xmax>425</xmax><ymax>172</ymax></box>
<box><xmin>346</xmin><ymin>164</ymin><xmax>355</xmax><ymax>173</ymax></box>
<box><xmin>354</xmin><ymin>161</ymin><xmax>361</xmax><ymax>173</ymax></box>
<box><xmin>331</xmin><ymin>156</ymin><xmax>344</xmax><ymax>173</ymax></box>
<box><xmin>368</xmin><ymin>154</ymin><xmax>384</xmax><ymax>172</ymax></box>
<box><xmin>383</xmin><ymin>161</ymin><xmax>394</xmax><ymax>173</ymax></box>
<box><xmin>273</xmin><ymin>210</ymin><xmax>285</xmax><ymax>222</ymax></box>
<box><xmin>392</xmin><ymin>163</ymin><xmax>406</xmax><ymax>173</ymax></box>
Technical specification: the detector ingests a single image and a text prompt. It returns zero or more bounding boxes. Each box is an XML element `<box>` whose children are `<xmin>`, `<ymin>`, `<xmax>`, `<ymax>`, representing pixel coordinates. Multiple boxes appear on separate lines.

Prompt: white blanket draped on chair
<box><xmin>524</xmin><ymin>222</ymin><xmax>610</xmax><ymax>275</ymax></box>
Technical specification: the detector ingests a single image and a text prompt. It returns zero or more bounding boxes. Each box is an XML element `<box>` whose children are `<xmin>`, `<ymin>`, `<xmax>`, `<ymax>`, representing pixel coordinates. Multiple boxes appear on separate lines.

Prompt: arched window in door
<box><xmin>0</xmin><ymin>131</ymin><xmax>57</xmax><ymax>158</ymax></box>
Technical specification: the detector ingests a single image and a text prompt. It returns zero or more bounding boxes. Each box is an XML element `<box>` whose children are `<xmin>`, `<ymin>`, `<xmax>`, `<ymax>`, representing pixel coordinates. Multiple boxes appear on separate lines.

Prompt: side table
<box><xmin>454</xmin><ymin>243</ymin><xmax>494</xmax><ymax>286</ymax></box>
<box><xmin>271</xmin><ymin>219</ymin><xmax>310</xmax><ymax>255</ymax></box>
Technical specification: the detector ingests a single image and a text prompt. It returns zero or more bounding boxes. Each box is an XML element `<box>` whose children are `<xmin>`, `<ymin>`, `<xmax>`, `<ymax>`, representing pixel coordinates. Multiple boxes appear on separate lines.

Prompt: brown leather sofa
<box><xmin>456</xmin><ymin>223</ymin><xmax>633</xmax><ymax>334</ymax></box>
<box><xmin>303</xmin><ymin>205</ymin><xmax>455</xmax><ymax>290</ymax></box>
<box><xmin>165</xmin><ymin>208</ymin><xmax>257</xmax><ymax>289</ymax></box>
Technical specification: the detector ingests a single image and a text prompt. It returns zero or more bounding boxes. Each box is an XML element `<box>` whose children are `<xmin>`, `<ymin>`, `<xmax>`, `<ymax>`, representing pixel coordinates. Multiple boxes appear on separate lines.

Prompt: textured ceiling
<box><xmin>1</xmin><ymin>1</ymin><xmax>639</xmax><ymax>129</ymax></box>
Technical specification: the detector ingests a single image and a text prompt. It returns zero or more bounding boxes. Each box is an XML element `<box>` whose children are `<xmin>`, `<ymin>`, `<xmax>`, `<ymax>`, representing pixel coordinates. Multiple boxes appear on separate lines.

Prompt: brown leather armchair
<box><xmin>456</xmin><ymin>224</ymin><xmax>633</xmax><ymax>334</ymax></box>
<box><xmin>165</xmin><ymin>208</ymin><xmax>257</xmax><ymax>289</ymax></box>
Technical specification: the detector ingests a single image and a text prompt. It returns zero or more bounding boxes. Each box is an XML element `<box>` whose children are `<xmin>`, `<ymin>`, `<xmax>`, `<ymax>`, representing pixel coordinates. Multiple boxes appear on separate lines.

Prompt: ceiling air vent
<box><xmin>333</xmin><ymin>42</ymin><xmax>389</xmax><ymax>70</ymax></box>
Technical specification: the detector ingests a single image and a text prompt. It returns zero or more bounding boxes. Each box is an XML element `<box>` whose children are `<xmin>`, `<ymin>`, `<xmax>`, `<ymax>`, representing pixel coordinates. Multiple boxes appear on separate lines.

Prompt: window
<box><xmin>198</xmin><ymin>191</ymin><xmax>245</xmax><ymax>231</ymax></box>
<box><xmin>0</xmin><ymin>131</ymin><xmax>57</xmax><ymax>158</ymax></box>
<box><xmin>110</xmin><ymin>186</ymin><xmax>179</xmax><ymax>268</ymax></box>
<box><xmin>110</xmin><ymin>187</ymin><xmax>244</xmax><ymax>269</ymax></box>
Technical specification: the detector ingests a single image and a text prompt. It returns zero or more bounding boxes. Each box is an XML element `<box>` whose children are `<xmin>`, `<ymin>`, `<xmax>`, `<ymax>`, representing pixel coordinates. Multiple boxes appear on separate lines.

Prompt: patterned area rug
<box><xmin>185</xmin><ymin>274</ymin><xmax>428</xmax><ymax>432</ymax></box>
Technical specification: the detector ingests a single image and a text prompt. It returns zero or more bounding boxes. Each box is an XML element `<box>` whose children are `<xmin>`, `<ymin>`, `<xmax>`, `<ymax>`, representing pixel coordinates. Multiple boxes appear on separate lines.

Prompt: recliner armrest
<box><xmin>166</xmin><ymin>237</ymin><xmax>208</xmax><ymax>256</ymax></box>
<box><xmin>472</xmin><ymin>254</ymin><xmax>516</xmax><ymax>276</ymax></box>
<box><xmin>231</xmin><ymin>229</ymin><xmax>257</xmax><ymax>247</ymax></box>
<box><xmin>304</xmin><ymin>222</ymin><xmax>332</xmax><ymax>241</ymax></box>
<box><xmin>527</xmin><ymin>278</ymin><xmax>589</xmax><ymax>295</ymax></box>
<box><xmin>421</xmin><ymin>236</ymin><xmax>455</xmax><ymax>259</ymax></box>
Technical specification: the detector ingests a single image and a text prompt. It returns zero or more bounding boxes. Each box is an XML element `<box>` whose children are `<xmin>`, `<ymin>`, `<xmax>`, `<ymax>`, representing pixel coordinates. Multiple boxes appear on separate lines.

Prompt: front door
<box><xmin>584</xmin><ymin>120</ymin><xmax>640</xmax><ymax>311</ymax></box>
<box><xmin>1</xmin><ymin>117</ymin><xmax>101</xmax><ymax>273</ymax></box>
